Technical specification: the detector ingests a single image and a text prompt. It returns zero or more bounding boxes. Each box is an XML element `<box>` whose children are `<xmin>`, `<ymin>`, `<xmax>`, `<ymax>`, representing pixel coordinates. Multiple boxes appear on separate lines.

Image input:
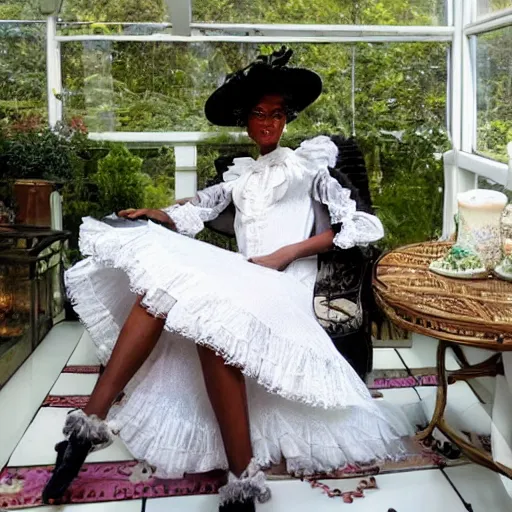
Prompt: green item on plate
<box><xmin>430</xmin><ymin>245</ymin><xmax>484</xmax><ymax>272</ymax></box>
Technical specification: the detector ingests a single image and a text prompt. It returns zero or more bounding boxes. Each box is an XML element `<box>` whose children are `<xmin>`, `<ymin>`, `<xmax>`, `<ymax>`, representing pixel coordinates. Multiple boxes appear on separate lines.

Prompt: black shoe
<box><xmin>41</xmin><ymin>436</ymin><xmax>92</xmax><ymax>504</ymax></box>
<box><xmin>219</xmin><ymin>498</ymin><xmax>256</xmax><ymax>511</ymax></box>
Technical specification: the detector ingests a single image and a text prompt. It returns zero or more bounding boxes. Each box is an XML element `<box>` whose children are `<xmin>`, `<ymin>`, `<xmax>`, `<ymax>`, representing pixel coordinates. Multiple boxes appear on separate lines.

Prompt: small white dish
<box><xmin>493</xmin><ymin>263</ymin><xmax>512</xmax><ymax>282</ymax></box>
<box><xmin>429</xmin><ymin>263</ymin><xmax>488</xmax><ymax>280</ymax></box>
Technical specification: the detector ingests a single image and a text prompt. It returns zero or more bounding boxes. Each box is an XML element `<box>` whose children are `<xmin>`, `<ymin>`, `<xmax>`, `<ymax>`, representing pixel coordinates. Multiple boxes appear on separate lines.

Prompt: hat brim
<box><xmin>205</xmin><ymin>66</ymin><xmax>322</xmax><ymax>127</ymax></box>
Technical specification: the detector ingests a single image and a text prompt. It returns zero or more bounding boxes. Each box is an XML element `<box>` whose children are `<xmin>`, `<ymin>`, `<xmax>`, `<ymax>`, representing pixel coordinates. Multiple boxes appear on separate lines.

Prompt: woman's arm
<box><xmin>250</xmin><ymin>229</ymin><xmax>334</xmax><ymax>271</ymax></box>
<box><xmin>119</xmin><ymin>185</ymin><xmax>232</xmax><ymax>238</ymax></box>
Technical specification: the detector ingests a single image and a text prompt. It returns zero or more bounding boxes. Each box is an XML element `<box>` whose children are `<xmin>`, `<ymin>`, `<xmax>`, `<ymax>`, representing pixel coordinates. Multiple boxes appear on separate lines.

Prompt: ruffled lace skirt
<box><xmin>66</xmin><ymin>217</ymin><xmax>413</xmax><ymax>478</ymax></box>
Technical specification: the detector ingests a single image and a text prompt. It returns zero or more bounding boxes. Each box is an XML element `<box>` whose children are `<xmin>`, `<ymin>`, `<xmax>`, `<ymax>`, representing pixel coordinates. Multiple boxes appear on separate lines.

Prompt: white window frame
<box><xmin>442</xmin><ymin>2</ymin><xmax>512</xmax><ymax>237</ymax></box>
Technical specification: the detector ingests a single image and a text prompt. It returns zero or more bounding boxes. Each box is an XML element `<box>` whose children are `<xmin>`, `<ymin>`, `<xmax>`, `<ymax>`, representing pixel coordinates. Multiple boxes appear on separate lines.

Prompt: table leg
<box><xmin>415</xmin><ymin>342</ymin><xmax>512</xmax><ymax>479</ymax></box>
<box><xmin>437</xmin><ymin>418</ymin><xmax>512</xmax><ymax>479</ymax></box>
<box><xmin>416</xmin><ymin>340</ymin><xmax>448</xmax><ymax>441</ymax></box>
<box><xmin>447</xmin><ymin>353</ymin><xmax>504</xmax><ymax>384</ymax></box>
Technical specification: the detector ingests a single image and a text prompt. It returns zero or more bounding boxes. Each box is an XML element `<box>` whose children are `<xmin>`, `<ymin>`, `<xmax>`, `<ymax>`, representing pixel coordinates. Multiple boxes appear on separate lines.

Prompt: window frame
<box><xmin>5</xmin><ymin>1</ymin><xmax>512</xmax><ymax>236</ymax></box>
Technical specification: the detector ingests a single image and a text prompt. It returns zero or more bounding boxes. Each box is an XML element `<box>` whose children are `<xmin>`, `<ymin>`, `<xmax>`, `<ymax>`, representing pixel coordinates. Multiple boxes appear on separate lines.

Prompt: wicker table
<box><xmin>373</xmin><ymin>241</ymin><xmax>512</xmax><ymax>479</ymax></box>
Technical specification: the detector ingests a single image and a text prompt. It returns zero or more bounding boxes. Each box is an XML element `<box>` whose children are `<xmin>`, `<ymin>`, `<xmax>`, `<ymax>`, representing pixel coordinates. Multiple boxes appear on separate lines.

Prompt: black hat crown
<box><xmin>205</xmin><ymin>46</ymin><xmax>322</xmax><ymax>127</ymax></box>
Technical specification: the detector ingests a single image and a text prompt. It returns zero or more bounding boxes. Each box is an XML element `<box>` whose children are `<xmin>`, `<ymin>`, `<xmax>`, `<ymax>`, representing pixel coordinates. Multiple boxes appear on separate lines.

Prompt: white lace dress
<box><xmin>66</xmin><ymin>136</ymin><xmax>413</xmax><ymax>478</ymax></box>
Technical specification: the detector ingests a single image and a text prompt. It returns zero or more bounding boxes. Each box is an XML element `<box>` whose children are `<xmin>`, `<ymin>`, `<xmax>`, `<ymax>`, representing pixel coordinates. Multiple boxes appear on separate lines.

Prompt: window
<box><xmin>475</xmin><ymin>26</ymin><xmax>512</xmax><ymax>162</ymax></box>
<box><xmin>61</xmin><ymin>43</ymin><xmax>355</xmax><ymax>133</ymax></box>
<box><xmin>61</xmin><ymin>41</ymin><xmax>448</xmax><ymax>135</ymax></box>
<box><xmin>478</xmin><ymin>176</ymin><xmax>512</xmax><ymax>202</ymax></box>
<box><xmin>59</xmin><ymin>0</ymin><xmax>168</xmax><ymax>23</ymax></box>
<box><xmin>477</xmin><ymin>0</ymin><xmax>512</xmax><ymax>18</ymax></box>
<box><xmin>0</xmin><ymin>22</ymin><xmax>47</xmax><ymax>128</ymax></box>
<box><xmin>192</xmin><ymin>0</ymin><xmax>447</xmax><ymax>26</ymax></box>
<box><xmin>0</xmin><ymin>0</ymin><xmax>43</xmax><ymax>20</ymax></box>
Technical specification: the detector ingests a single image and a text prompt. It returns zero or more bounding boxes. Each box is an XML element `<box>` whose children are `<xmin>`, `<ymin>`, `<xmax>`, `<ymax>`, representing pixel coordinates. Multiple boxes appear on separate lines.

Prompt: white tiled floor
<box><xmin>418</xmin><ymin>381</ymin><xmax>492</xmax><ymax>435</ymax></box>
<box><xmin>67</xmin><ymin>332</ymin><xmax>100</xmax><ymax>367</ymax></box>
<box><xmin>379</xmin><ymin>387</ymin><xmax>427</xmax><ymax>427</ymax></box>
<box><xmin>2</xmin><ymin>323</ymin><xmax>512</xmax><ymax>511</ymax></box>
<box><xmin>8</xmin><ymin>407</ymin><xmax>133</xmax><ymax>467</ymax></box>
<box><xmin>20</xmin><ymin>501</ymin><xmax>143</xmax><ymax>512</ymax></box>
<box><xmin>50</xmin><ymin>373</ymin><xmax>98</xmax><ymax>396</ymax></box>
<box><xmin>0</xmin><ymin>322</ymin><xmax>84</xmax><ymax>470</ymax></box>
<box><xmin>397</xmin><ymin>334</ymin><xmax>461</xmax><ymax>370</ymax></box>
<box><xmin>445</xmin><ymin>464</ymin><xmax>512</xmax><ymax>512</ymax></box>
<box><xmin>146</xmin><ymin>471</ymin><xmax>469</xmax><ymax>512</ymax></box>
<box><xmin>372</xmin><ymin>348</ymin><xmax>406</xmax><ymax>370</ymax></box>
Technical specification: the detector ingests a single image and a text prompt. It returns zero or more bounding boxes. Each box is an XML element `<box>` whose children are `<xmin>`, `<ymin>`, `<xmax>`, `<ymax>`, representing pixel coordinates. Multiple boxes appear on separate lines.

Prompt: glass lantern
<box><xmin>0</xmin><ymin>226</ymin><xmax>70</xmax><ymax>388</ymax></box>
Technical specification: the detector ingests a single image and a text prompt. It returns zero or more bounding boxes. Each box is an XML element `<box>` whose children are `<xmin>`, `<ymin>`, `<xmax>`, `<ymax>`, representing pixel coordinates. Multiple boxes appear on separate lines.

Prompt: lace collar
<box><xmin>223</xmin><ymin>146</ymin><xmax>294</xmax><ymax>182</ymax></box>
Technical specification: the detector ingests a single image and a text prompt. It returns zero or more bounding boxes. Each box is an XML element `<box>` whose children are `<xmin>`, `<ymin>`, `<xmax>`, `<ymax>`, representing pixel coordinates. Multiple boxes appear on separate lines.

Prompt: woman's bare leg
<box><xmin>84</xmin><ymin>296</ymin><xmax>165</xmax><ymax>419</ymax></box>
<box><xmin>197</xmin><ymin>345</ymin><xmax>253</xmax><ymax>478</ymax></box>
<box><xmin>43</xmin><ymin>296</ymin><xmax>165</xmax><ymax>504</ymax></box>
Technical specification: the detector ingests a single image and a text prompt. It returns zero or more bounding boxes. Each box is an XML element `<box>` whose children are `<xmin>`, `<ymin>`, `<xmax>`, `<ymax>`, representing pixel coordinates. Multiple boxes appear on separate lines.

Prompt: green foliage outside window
<box><xmin>1</xmin><ymin>0</ymin><xmax>498</xmax><ymax>252</ymax></box>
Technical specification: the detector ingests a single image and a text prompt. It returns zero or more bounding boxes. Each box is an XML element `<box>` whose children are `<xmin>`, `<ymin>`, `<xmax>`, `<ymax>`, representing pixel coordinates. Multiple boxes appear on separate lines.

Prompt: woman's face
<box><xmin>247</xmin><ymin>94</ymin><xmax>287</xmax><ymax>152</ymax></box>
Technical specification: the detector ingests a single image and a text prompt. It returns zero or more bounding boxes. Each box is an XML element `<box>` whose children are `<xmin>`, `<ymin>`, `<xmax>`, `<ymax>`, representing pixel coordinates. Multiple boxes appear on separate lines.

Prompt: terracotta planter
<box><xmin>13</xmin><ymin>180</ymin><xmax>55</xmax><ymax>227</ymax></box>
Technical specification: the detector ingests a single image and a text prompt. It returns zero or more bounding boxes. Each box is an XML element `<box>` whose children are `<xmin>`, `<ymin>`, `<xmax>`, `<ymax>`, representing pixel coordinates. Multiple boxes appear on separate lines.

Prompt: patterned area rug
<box><xmin>0</xmin><ymin>364</ymin><xmax>478</xmax><ymax>510</ymax></box>
<box><xmin>0</xmin><ymin>437</ymin><xmax>470</xmax><ymax>510</ymax></box>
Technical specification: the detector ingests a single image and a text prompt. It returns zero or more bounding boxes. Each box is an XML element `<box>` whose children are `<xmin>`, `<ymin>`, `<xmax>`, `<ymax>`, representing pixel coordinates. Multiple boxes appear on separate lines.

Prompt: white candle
<box><xmin>456</xmin><ymin>189</ymin><xmax>508</xmax><ymax>269</ymax></box>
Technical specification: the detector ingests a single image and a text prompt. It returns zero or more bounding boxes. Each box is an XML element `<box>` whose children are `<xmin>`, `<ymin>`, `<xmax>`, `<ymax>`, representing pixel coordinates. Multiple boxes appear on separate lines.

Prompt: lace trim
<box><xmin>161</xmin><ymin>183</ymin><xmax>233</xmax><ymax>237</ymax></box>
<box><xmin>63</xmin><ymin>410</ymin><xmax>115</xmax><ymax>452</ymax></box>
<box><xmin>312</xmin><ymin>169</ymin><xmax>384</xmax><ymax>249</ymax></box>
<box><xmin>218</xmin><ymin>459</ymin><xmax>271</xmax><ymax>505</ymax></box>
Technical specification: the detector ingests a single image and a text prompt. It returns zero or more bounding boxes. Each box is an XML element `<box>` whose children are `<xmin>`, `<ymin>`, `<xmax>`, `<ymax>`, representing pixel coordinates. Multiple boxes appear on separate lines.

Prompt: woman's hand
<box><xmin>249</xmin><ymin>246</ymin><xmax>298</xmax><ymax>271</ymax></box>
<box><xmin>118</xmin><ymin>208</ymin><xmax>176</xmax><ymax>230</ymax></box>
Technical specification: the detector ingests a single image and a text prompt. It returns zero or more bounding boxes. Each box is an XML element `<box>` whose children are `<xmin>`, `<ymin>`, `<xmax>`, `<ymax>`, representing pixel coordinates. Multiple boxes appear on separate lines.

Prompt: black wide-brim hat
<box><xmin>205</xmin><ymin>47</ymin><xmax>323</xmax><ymax>127</ymax></box>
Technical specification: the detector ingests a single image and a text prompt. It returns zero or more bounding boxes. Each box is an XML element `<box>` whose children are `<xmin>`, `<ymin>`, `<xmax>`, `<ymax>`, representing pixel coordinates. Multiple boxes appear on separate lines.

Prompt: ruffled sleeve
<box><xmin>295</xmin><ymin>135</ymin><xmax>339</xmax><ymax>170</ymax></box>
<box><xmin>161</xmin><ymin>183</ymin><xmax>232</xmax><ymax>237</ymax></box>
<box><xmin>312</xmin><ymin>169</ymin><xmax>384</xmax><ymax>249</ymax></box>
<box><xmin>297</xmin><ymin>135</ymin><xmax>384</xmax><ymax>249</ymax></box>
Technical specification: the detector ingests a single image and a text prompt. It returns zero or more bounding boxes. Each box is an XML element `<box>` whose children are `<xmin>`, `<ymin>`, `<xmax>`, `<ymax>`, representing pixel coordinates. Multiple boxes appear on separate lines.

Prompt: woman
<box><xmin>42</xmin><ymin>47</ymin><xmax>412</xmax><ymax>511</ymax></box>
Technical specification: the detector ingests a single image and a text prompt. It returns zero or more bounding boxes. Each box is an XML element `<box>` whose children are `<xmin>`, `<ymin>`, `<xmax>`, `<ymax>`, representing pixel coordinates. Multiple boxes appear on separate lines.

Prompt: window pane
<box><xmin>59</xmin><ymin>0</ymin><xmax>168</xmax><ymax>22</ymax></box>
<box><xmin>477</xmin><ymin>1</ymin><xmax>512</xmax><ymax>18</ymax></box>
<box><xmin>192</xmin><ymin>0</ymin><xmax>447</xmax><ymax>25</ymax></box>
<box><xmin>478</xmin><ymin>176</ymin><xmax>512</xmax><ymax>202</ymax></box>
<box><xmin>355</xmin><ymin>42</ymin><xmax>447</xmax><ymax>133</ymax></box>
<box><xmin>61</xmin><ymin>43</ymin><xmax>354</xmax><ymax>133</ymax></box>
<box><xmin>0</xmin><ymin>0</ymin><xmax>42</xmax><ymax>20</ymax></box>
<box><xmin>61</xmin><ymin>42</ymin><xmax>447</xmax><ymax>134</ymax></box>
<box><xmin>476</xmin><ymin>26</ymin><xmax>512</xmax><ymax>163</ymax></box>
<box><xmin>61</xmin><ymin>41</ymin><xmax>448</xmax><ymax>249</ymax></box>
<box><xmin>358</xmin><ymin>0</ymin><xmax>447</xmax><ymax>25</ymax></box>
<box><xmin>0</xmin><ymin>22</ymin><xmax>47</xmax><ymax>129</ymax></box>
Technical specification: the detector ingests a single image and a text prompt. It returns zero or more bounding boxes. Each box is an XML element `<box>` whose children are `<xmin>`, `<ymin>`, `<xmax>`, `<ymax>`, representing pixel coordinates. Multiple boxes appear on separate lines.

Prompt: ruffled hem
<box><xmin>68</xmin><ymin>218</ymin><xmax>373</xmax><ymax>410</ymax></box>
<box><xmin>108</xmin><ymin>382</ymin><xmax>412</xmax><ymax>479</ymax></box>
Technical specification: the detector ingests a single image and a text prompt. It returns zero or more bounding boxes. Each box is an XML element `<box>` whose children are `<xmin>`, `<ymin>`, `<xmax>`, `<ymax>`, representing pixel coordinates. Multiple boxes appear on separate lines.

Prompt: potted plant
<box><xmin>2</xmin><ymin>122</ymin><xmax>83</xmax><ymax>226</ymax></box>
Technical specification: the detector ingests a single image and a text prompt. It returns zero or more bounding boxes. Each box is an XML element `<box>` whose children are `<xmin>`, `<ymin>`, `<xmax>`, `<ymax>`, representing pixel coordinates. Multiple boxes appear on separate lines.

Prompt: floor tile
<box><xmin>8</xmin><ymin>407</ymin><xmax>133</xmax><ymax>467</ymax></box>
<box><xmin>397</xmin><ymin>334</ymin><xmax>460</xmax><ymax>371</ymax></box>
<box><xmin>267</xmin><ymin>469</ymin><xmax>466</xmax><ymax>511</ymax></box>
<box><xmin>146</xmin><ymin>470</ymin><xmax>468</xmax><ymax>512</ymax></box>
<box><xmin>0</xmin><ymin>322</ymin><xmax>84</xmax><ymax>471</ymax></box>
<box><xmin>372</xmin><ymin>348</ymin><xmax>406</xmax><ymax>370</ymax></box>
<box><xmin>417</xmin><ymin>381</ymin><xmax>492</xmax><ymax>435</ymax></box>
<box><xmin>20</xmin><ymin>500</ymin><xmax>143</xmax><ymax>512</ymax></box>
<box><xmin>50</xmin><ymin>373</ymin><xmax>98</xmax><ymax>396</ymax></box>
<box><xmin>445</xmin><ymin>464</ymin><xmax>512</xmax><ymax>511</ymax></box>
<box><xmin>146</xmin><ymin>494</ymin><xmax>218</xmax><ymax>512</ymax></box>
<box><xmin>67</xmin><ymin>331</ymin><xmax>100</xmax><ymax>367</ymax></box>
